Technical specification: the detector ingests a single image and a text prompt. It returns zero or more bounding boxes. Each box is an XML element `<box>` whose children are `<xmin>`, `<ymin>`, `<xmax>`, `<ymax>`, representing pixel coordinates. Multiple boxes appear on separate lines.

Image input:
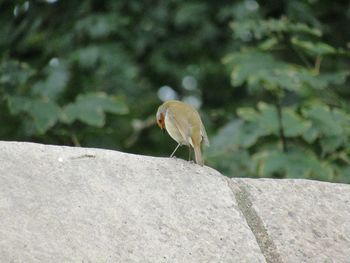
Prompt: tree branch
<box><xmin>275</xmin><ymin>98</ymin><xmax>288</xmax><ymax>153</ymax></box>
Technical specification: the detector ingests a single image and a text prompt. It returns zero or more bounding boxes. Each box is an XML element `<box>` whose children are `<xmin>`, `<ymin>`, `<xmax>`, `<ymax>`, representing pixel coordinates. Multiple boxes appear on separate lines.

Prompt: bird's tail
<box><xmin>194</xmin><ymin>145</ymin><xmax>203</xmax><ymax>166</ymax></box>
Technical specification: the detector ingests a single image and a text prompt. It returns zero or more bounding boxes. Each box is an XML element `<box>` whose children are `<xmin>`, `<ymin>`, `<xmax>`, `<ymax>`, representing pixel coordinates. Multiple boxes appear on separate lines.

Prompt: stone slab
<box><xmin>231</xmin><ymin>178</ymin><xmax>350</xmax><ymax>263</ymax></box>
<box><xmin>0</xmin><ymin>141</ymin><xmax>265</xmax><ymax>262</ymax></box>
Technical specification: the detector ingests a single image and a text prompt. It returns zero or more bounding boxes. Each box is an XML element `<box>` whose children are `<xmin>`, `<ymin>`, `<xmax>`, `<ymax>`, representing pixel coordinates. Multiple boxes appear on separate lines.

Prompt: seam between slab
<box><xmin>225</xmin><ymin>178</ymin><xmax>283</xmax><ymax>263</ymax></box>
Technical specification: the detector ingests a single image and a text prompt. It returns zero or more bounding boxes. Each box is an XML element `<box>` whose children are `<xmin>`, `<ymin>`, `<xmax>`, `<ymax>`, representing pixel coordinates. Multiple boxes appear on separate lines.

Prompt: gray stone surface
<box><xmin>0</xmin><ymin>141</ymin><xmax>264</xmax><ymax>262</ymax></box>
<box><xmin>1</xmin><ymin>141</ymin><xmax>350</xmax><ymax>262</ymax></box>
<box><xmin>229</xmin><ymin>179</ymin><xmax>350</xmax><ymax>263</ymax></box>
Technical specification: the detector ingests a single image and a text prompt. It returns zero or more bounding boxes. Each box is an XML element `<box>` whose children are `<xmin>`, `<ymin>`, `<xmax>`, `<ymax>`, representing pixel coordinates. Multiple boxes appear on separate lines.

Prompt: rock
<box><xmin>0</xmin><ymin>141</ymin><xmax>264</xmax><ymax>262</ymax></box>
<box><xmin>229</xmin><ymin>179</ymin><xmax>350</xmax><ymax>263</ymax></box>
<box><xmin>0</xmin><ymin>141</ymin><xmax>349</xmax><ymax>262</ymax></box>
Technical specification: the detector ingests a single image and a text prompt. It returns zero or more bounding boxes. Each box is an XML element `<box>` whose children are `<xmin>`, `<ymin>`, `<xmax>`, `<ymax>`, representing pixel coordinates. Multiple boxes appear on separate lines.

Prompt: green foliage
<box><xmin>252</xmin><ymin>148</ymin><xmax>333</xmax><ymax>180</ymax></box>
<box><xmin>237</xmin><ymin>103</ymin><xmax>311</xmax><ymax>138</ymax></box>
<box><xmin>6</xmin><ymin>91</ymin><xmax>128</xmax><ymax>134</ymax></box>
<box><xmin>61</xmin><ymin>93</ymin><xmax>128</xmax><ymax>127</ymax></box>
<box><xmin>207</xmin><ymin>6</ymin><xmax>350</xmax><ymax>183</ymax></box>
<box><xmin>231</xmin><ymin>17</ymin><xmax>322</xmax><ymax>40</ymax></box>
<box><xmin>32</xmin><ymin>62</ymin><xmax>69</xmax><ymax>100</ymax></box>
<box><xmin>0</xmin><ymin>0</ymin><xmax>349</xmax><ymax>183</ymax></box>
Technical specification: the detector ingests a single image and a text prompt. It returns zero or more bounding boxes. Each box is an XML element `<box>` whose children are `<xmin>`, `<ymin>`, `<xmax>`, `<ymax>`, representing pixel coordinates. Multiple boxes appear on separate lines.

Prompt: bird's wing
<box><xmin>200</xmin><ymin>121</ymin><xmax>210</xmax><ymax>146</ymax></box>
<box><xmin>166</xmin><ymin>108</ymin><xmax>191</xmax><ymax>144</ymax></box>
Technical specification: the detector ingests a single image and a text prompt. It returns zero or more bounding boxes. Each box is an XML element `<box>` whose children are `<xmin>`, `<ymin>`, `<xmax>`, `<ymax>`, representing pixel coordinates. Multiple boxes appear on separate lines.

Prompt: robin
<box><xmin>156</xmin><ymin>100</ymin><xmax>209</xmax><ymax>166</ymax></box>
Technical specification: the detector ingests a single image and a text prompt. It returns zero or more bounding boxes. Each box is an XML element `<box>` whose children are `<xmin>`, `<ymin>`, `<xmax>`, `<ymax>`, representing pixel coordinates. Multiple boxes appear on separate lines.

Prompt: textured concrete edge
<box><xmin>225</xmin><ymin>178</ymin><xmax>283</xmax><ymax>263</ymax></box>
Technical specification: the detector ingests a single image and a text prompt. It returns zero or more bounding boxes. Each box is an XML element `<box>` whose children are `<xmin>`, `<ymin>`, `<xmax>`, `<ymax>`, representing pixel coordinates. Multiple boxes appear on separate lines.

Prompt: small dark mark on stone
<box><xmin>70</xmin><ymin>154</ymin><xmax>96</xmax><ymax>160</ymax></box>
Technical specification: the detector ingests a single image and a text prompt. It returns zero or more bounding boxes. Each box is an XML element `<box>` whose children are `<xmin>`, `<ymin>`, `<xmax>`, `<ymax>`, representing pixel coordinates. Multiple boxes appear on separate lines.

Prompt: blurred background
<box><xmin>1</xmin><ymin>0</ymin><xmax>349</xmax><ymax>183</ymax></box>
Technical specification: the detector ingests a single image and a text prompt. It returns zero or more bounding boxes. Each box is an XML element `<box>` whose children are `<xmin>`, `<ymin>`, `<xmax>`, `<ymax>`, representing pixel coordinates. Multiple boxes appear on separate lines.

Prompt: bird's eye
<box><xmin>159</xmin><ymin>119</ymin><xmax>163</xmax><ymax>123</ymax></box>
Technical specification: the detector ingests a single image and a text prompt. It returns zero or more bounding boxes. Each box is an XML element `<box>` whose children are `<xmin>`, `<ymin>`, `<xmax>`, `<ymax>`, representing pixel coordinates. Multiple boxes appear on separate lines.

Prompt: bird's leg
<box><xmin>188</xmin><ymin>146</ymin><xmax>192</xmax><ymax>161</ymax></box>
<box><xmin>170</xmin><ymin>143</ymin><xmax>181</xmax><ymax>158</ymax></box>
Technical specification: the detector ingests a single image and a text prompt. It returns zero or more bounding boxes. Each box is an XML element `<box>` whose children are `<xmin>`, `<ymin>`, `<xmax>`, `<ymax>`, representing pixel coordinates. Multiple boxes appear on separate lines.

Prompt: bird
<box><xmin>156</xmin><ymin>100</ymin><xmax>209</xmax><ymax>166</ymax></box>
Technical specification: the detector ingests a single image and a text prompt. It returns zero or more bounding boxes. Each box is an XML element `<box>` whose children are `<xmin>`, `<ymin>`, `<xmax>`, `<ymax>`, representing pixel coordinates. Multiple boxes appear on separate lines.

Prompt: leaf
<box><xmin>337</xmin><ymin>166</ymin><xmax>350</xmax><ymax>183</ymax></box>
<box><xmin>61</xmin><ymin>93</ymin><xmax>129</xmax><ymax>127</ymax></box>
<box><xmin>62</xmin><ymin>103</ymin><xmax>104</xmax><ymax>126</ymax></box>
<box><xmin>320</xmin><ymin>136</ymin><xmax>347</xmax><ymax>155</ymax></box>
<box><xmin>74</xmin><ymin>14</ymin><xmax>129</xmax><ymax>39</ymax></box>
<box><xmin>224</xmin><ymin>51</ymin><xmax>282</xmax><ymax>88</ymax></box>
<box><xmin>71</xmin><ymin>46</ymin><xmax>100</xmax><ymax>68</ymax></box>
<box><xmin>207</xmin><ymin>118</ymin><xmax>265</xmax><ymax>160</ymax></box>
<box><xmin>291</xmin><ymin>37</ymin><xmax>336</xmax><ymax>56</ymax></box>
<box><xmin>302</xmin><ymin>106</ymin><xmax>350</xmax><ymax>154</ymax></box>
<box><xmin>319</xmin><ymin>71</ymin><xmax>350</xmax><ymax>86</ymax></box>
<box><xmin>291</xmin><ymin>38</ymin><xmax>350</xmax><ymax>57</ymax></box>
<box><xmin>224</xmin><ymin>50</ymin><xmax>307</xmax><ymax>93</ymax></box>
<box><xmin>302</xmin><ymin>126</ymin><xmax>319</xmax><ymax>143</ymax></box>
<box><xmin>28</xmin><ymin>100</ymin><xmax>60</xmax><ymax>134</ymax></box>
<box><xmin>7</xmin><ymin>96</ymin><xmax>60</xmax><ymax>133</ymax></box>
<box><xmin>7</xmin><ymin>96</ymin><xmax>32</xmax><ymax>114</ymax></box>
<box><xmin>206</xmin><ymin>119</ymin><xmax>243</xmax><ymax>157</ymax></box>
<box><xmin>32</xmin><ymin>61</ymin><xmax>69</xmax><ymax>99</ymax></box>
<box><xmin>258</xmin><ymin>37</ymin><xmax>279</xmax><ymax>50</ymax></box>
<box><xmin>252</xmin><ymin>148</ymin><xmax>334</xmax><ymax>180</ymax></box>
<box><xmin>174</xmin><ymin>3</ymin><xmax>207</xmax><ymax>28</ymax></box>
<box><xmin>224</xmin><ymin>49</ymin><xmax>347</xmax><ymax>95</ymax></box>
<box><xmin>282</xmin><ymin>108</ymin><xmax>311</xmax><ymax>137</ymax></box>
<box><xmin>236</xmin><ymin>107</ymin><xmax>259</xmax><ymax>121</ymax></box>
<box><xmin>70</xmin><ymin>44</ymin><xmax>139</xmax><ymax>92</ymax></box>
<box><xmin>239</xmin><ymin>122</ymin><xmax>264</xmax><ymax>147</ymax></box>
<box><xmin>237</xmin><ymin>103</ymin><xmax>310</xmax><ymax>138</ymax></box>
<box><xmin>253</xmin><ymin>150</ymin><xmax>287</xmax><ymax>177</ymax></box>
<box><xmin>255</xmin><ymin>102</ymin><xmax>279</xmax><ymax>134</ymax></box>
<box><xmin>302</xmin><ymin>105</ymin><xmax>344</xmax><ymax>137</ymax></box>
<box><xmin>230</xmin><ymin>17</ymin><xmax>322</xmax><ymax>41</ymax></box>
<box><xmin>0</xmin><ymin>60</ymin><xmax>35</xmax><ymax>87</ymax></box>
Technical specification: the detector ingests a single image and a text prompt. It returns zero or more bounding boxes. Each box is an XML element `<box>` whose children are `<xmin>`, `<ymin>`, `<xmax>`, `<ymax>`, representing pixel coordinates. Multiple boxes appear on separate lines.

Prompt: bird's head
<box><xmin>156</xmin><ymin>106</ymin><xmax>166</xmax><ymax>130</ymax></box>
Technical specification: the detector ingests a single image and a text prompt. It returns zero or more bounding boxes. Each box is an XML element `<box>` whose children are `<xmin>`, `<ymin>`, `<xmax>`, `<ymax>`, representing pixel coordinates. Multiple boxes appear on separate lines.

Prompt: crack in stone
<box><xmin>227</xmin><ymin>179</ymin><xmax>283</xmax><ymax>263</ymax></box>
